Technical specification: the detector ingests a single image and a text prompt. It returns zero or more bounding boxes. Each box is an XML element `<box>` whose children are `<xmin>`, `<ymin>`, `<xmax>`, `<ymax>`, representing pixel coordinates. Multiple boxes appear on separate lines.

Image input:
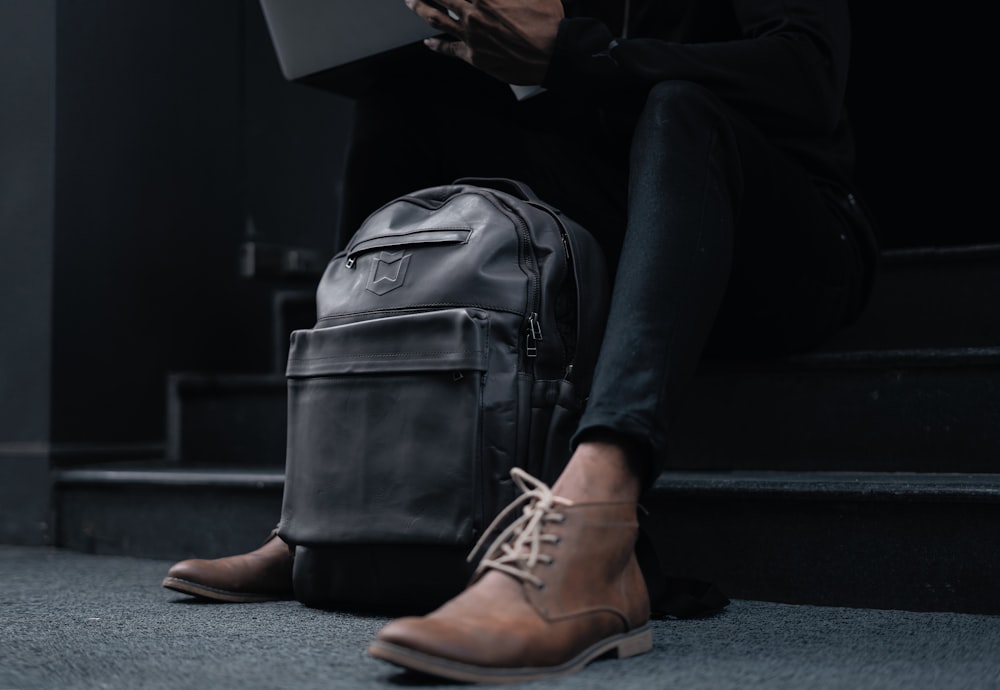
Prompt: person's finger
<box><xmin>404</xmin><ymin>0</ymin><xmax>463</xmax><ymax>35</ymax></box>
<box><xmin>424</xmin><ymin>37</ymin><xmax>472</xmax><ymax>66</ymax></box>
<box><xmin>427</xmin><ymin>0</ymin><xmax>467</xmax><ymax>22</ymax></box>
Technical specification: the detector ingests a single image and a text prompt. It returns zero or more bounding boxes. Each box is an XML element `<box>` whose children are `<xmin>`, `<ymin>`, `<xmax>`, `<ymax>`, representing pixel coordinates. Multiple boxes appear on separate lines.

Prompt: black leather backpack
<box><xmin>277</xmin><ymin>178</ymin><xmax>611</xmax><ymax>613</ymax></box>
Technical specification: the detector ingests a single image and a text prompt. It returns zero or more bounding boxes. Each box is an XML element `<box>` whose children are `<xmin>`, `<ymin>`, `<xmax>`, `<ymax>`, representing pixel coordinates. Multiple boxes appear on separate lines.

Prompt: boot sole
<box><xmin>161</xmin><ymin>577</ymin><xmax>291</xmax><ymax>604</ymax></box>
<box><xmin>367</xmin><ymin>622</ymin><xmax>653</xmax><ymax>684</ymax></box>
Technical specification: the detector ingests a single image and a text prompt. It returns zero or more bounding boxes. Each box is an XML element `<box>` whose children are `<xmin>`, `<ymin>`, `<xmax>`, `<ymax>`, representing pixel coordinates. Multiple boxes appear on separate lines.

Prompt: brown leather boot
<box><xmin>161</xmin><ymin>529</ymin><xmax>294</xmax><ymax>603</ymax></box>
<box><xmin>368</xmin><ymin>468</ymin><xmax>652</xmax><ymax>683</ymax></box>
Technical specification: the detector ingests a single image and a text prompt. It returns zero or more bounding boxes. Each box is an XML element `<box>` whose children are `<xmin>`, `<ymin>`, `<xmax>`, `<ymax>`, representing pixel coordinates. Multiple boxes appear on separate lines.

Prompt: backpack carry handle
<box><xmin>452</xmin><ymin>177</ymin><xmax>543</xmax><ymax>204</ymax></box>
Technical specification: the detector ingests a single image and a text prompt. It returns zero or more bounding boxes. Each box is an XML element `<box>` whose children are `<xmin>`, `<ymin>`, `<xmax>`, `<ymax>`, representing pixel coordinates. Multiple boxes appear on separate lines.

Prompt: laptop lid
<box><xmin>259</xmin><ymin>0</ymin><xmax>438</xmax><ymax>81</ymax></box>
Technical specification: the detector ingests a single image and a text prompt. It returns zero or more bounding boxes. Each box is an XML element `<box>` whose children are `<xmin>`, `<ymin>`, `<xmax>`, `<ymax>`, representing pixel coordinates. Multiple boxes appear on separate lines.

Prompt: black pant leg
<box><xmin>573</xmin><ymin>80</ymin><xmax>869</xmax><ymax>485</ymax></box>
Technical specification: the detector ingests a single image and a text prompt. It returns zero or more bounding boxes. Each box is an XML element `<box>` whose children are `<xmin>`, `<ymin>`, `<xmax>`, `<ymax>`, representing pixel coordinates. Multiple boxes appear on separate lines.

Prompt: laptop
<box><xmin>259</xmin><ymin>0</ymin><xmax>438</xmax><ymax>84</ymax></box>
<box><xmin>258</xmin><ymin>0</ymin><xmax>545</xmax><ymax>99</ymax></box>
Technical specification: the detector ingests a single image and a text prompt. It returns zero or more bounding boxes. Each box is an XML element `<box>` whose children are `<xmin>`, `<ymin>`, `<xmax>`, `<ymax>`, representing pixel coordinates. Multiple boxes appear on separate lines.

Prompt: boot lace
<box><xmin>467</xmin><ymin>468</ymin><xmax>574</xmax><ymax>589</ymax></box>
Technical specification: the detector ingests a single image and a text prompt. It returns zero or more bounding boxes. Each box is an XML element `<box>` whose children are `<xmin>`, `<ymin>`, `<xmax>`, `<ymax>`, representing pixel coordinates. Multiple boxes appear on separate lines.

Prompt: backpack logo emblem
<box><xmin>366</xmin><ymin>251</ymin><xmax>411</xmax><ymax>295</ymax></box>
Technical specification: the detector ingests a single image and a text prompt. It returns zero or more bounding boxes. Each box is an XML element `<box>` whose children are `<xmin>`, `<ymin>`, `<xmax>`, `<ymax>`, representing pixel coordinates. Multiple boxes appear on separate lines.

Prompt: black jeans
<box><xmin>338</xmin><ymin>68</ymin><xmax>877</xmax><ymax>487</ymax></box>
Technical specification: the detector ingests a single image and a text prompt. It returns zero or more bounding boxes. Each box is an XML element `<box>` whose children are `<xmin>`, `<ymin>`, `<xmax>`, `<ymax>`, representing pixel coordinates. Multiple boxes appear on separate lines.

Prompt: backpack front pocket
<box><xmin>280</xmin><ymin>308</ymin><xmax>490</xmax><ymax>548</ymax></box>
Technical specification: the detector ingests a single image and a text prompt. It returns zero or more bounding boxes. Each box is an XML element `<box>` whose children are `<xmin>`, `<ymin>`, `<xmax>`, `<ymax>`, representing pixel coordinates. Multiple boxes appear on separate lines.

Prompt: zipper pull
<box><xmin>526</xmin><ymin>313</ymin><xmax>543</xmax><ymax>358</ymax></box>
<box><xmin>345</xmin><ymin>255</ymin><xmax>356</xmax><ymax>269</ymax></box>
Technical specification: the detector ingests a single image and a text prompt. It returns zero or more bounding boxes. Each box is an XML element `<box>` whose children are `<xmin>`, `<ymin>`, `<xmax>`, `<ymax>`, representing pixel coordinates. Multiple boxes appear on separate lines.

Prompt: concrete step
<box><xmin>53</xmin><ymin>465</ymin><xmax>284</xmax><ymax>559</ymax></box>
<box><xmin>163</xmin><ymin>243</ymin><xmax>1000</xmax><ymax>470</ymax></box>
<box><xmin>822</xmin><ymin>243</ymin><xmax>1000</xmax><ymax>351</ymax></box>
<box><xmin>672</xmin><ymin>346</ymin><xmax>1000</xmax><ymax>472</ymax></box>
<box><xmin>166</xmin><ymin>345</ymin><xmax>1000</xmax><ymax>472</ymax></box>
<box><xmin>642</xmin><ymin>470</ymin><xmax>1000</xmax><ymax>616</ymax></box>
<box><xmin>267</xmin><ymin>243</ymin><xmax>1000</xmax><ymax>358</ymax></box>
<box><xmin>166</xmin><ymin>373</ymin><xmax>287</xmax><ymax>467</ymax></box>
<box><xmin>51</xmin><ymin>465</ymin><xmax>1000</xmax><ymax>615</ymax></box>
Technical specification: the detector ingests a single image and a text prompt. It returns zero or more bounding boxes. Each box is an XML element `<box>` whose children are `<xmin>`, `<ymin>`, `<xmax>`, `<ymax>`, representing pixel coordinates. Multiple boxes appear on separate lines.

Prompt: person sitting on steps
<box><xmin>163</xmin><ymin>0</ymin><xmax>878</xmax><ymax>682</ymax></box>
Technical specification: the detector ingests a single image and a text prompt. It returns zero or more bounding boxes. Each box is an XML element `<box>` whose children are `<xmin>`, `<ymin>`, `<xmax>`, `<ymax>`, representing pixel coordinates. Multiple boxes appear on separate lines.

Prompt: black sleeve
<box><xmin>542</xmin><ymin>0</ymin><xmax>851</xmax><ymax>137</ymax></box>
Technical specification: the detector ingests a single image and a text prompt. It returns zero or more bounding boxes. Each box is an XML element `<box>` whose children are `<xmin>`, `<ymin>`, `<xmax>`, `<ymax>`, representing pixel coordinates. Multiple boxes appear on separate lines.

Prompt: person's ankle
<box><xmin>550</xmin><ymin>441</ymin><xmax>643</xmax><ymax>503</ymax></box>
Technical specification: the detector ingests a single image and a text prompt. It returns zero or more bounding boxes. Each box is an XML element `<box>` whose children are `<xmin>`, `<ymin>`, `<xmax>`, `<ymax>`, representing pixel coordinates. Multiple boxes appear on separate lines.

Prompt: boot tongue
<box><xmin>469</xmin><ymin>468</ymin><xmax>573</xmax><ymax>578</ymax></box>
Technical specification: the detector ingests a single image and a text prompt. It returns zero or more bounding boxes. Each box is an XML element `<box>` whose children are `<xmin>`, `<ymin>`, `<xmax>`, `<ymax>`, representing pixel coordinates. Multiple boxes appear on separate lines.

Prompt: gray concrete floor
<box><xmin>2</xmin><ymin>544</ymin><xmax>999</xmax><ymax>690</ymax></box>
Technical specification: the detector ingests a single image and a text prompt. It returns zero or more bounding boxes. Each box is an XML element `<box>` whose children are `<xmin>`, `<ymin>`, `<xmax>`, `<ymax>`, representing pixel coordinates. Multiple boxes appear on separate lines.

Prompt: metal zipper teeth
<box><xmin>341</xmin><ymin>196</ymin><xmax>453</xmax><ymax>266</ymax></box>
<box><xmin>523</xmin><ymin>200</ymin><xmax>573</xmax><ymax>366</ymax></box>
<box><xmin>474</xmin><ymin>191</ymin><xmax>541</xmax><ymax>370</ymax></box>
<box><xmin>344</xmin><ymin>227</ymin><xmax>473</xmax><ymax>268</ymax></box>
<box><xmin>344</xmin><ymin>238</ymin><xmax>464</xmax><ymax>269</ymax></box>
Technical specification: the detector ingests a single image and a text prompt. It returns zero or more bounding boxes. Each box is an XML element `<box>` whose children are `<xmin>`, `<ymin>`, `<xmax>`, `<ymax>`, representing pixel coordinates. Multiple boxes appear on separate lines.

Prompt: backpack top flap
<box><xmin>316</xmin><ymin>186</ymin><xmax>535</xmax><ymax>327</ymax></box>
<box><xmin>315</xmin><ymin>177</ymin><xmax>610</xmax><ymax>390</ymax></box>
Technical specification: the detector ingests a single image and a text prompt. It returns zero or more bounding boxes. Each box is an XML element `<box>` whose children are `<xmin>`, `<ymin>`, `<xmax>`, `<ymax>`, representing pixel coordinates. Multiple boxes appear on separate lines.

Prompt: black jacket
<box><xmin>544</xmin><ymin>0</ymin><xmax>857</xmax><ymax>186</ymax></box>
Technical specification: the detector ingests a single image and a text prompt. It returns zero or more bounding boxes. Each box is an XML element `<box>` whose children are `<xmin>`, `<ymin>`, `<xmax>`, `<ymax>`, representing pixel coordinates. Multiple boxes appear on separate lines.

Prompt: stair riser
<box><xmin>825</xmin><ymin>255</ymin><xmax>1000</xmax><ymax>351</ymax></box>
<box><xmin>642</xmin><ymin>492</ymin><xmax>1000</xmax><ymax>615</ymax></box>
<box><xmin>55</xmin><ymin>484</ymin><xmax>283</xmax><ymax>560</ymax></box>
<box><xmin>167</xmin><ymin>375</ymin><xmax>287</xmax><ymax>468</ymax></box>
<box><xmin>167</xmin><ymin>359</ymin><xmax>1000</xmax><ymax>472</ymax></box>
<box><xmin>671</xmin><ymin>363</ymin><xmax>1000</xmax><ymax>471</ymax></box>
<box><xmin>54</xmin><ymin>472</ymin><xmax>1000</xmax><ymax>615</ymax></box>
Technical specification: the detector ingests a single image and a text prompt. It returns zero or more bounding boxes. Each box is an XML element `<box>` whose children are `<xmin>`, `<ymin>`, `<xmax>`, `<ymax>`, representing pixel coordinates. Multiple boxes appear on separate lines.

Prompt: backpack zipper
<box><xmin>526</xmin><ymin>312</ymin><xmax>542</xmax><ymax>358</ymax></box>
<box><xmin>476</xmin><ymin>191</ymin><xmax>542</xmax><ymax>367</ymax></box>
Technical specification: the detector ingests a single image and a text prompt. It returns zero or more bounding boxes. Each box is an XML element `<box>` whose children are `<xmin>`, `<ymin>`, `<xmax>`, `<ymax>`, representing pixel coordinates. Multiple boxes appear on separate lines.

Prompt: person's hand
<box><xmin>404</xmin><ymin>0</ymin><xmax>564</xmax><ymax>85</ymax></box>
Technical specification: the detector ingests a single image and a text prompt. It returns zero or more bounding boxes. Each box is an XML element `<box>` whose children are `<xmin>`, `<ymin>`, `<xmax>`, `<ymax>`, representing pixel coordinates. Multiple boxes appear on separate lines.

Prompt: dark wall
<box><xmin>847</xmin><ymin>4</ymin><xmax>992</xmax><ymax>249</ymax></box>
<box><xmin>0</xmin><ymin>0</ymin><xmax>55</xmax><ymax>446</ymax></box>
<box><xmin>0</xmin><ymin>0</ymin><xmax>58</xmax><ymax>545</ymax></box>
<box><xmin>51</xmin><ymin>1</ymin><xmax>257</xmax><ymax>447</ymax></box>
<box><xmin>244</xmin><ymin>2</ymin><xmax>352</xmax><ymax>253</ymax></box>
<box><xmin>0</xmin><ymin>0</ymin><xmax>55</xmax><ymax>443</ymax></box>
<box><xmin>2</xmin><ymin>0</ymin><xmax>354</xmax><ymax>456</ymax></box>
